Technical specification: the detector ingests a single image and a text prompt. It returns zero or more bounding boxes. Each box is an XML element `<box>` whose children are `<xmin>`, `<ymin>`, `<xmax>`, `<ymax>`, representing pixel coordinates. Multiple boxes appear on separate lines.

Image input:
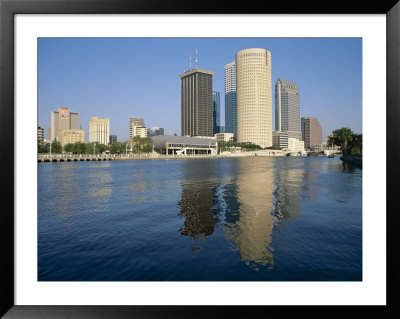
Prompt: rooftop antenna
<box><xmin>195</xmin><ymin>48</ymin><xmax>198</xmax><ymax>68</ymax></box>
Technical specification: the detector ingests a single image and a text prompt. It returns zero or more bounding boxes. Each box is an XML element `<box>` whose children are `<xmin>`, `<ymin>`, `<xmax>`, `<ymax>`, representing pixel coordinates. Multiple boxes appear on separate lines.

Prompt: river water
<box><xmin>38</xmin><ymin>156</ymin><xmax>362</xmax><ymax>281</ymax></box>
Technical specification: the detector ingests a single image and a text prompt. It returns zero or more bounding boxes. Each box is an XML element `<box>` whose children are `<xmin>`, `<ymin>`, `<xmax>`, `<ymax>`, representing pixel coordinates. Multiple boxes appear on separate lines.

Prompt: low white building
<box><xmin>214</xmin><ymin>132</ymin><xmax>234</xmax><ymax>142</ymax></box>
<box><xmin>286</xmin><ymin>138</ymin><xmax>304</xmax><ymax>152</ymax></box>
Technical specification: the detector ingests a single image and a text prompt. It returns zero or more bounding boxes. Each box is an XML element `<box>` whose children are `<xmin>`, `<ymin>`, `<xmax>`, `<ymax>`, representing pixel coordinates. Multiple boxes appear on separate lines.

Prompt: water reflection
<box><xmin>272</xmin><ymin>159</ymin><xmax>303</xmax><ymax>222</ymax></box>
<box><xmin>224</xmin><ymin>158</ymin><xmax>276</xmax><ymax>268</ymax></box>
<box><xmin>178</xmin><ymin>160</ymin><xmax>219</xmax><ymax>244</ymax></box>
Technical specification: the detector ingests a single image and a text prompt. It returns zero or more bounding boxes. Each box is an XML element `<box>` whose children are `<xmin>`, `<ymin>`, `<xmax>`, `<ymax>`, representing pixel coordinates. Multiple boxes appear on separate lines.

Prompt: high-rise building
<box><xmin>109</xmin><ymin>135</ymin><xmax>117</xmax><ymax>144</ymax></box>
<box><xmin>50</xmin><ymin>107</ymin><xmax>79</xmax><ymax>141</ymax></box>
<box><xmin>301</xmin><ymin>117</ymin><xmax>322</xmax><ymax>149</ymax></box>
<box><xmin>236</xmin><ymin>48</ymin><xmax>272</xmax><ymax>148</ymax></box>
<box><xmin>224</xmin><ymin>61</ymin><xmax>237</xmax><ymax>137</ymax></box>
<box><xmin>89</xmin><ymin>117</ymin><xmax>110</xmax><ymax>145</ymax></box>
<box><xmin>57</xmin><ymin>129</ymin><xmax>85</xmax><ymax>147</ymax></box>
<box><xmin>180</xmin><ymin>68</ymin><xmax>214</xmax><ymax>137</ymax></box>
<box><xmin>129</xmin><ymin>117</ymin><xmax>145</xmax><ymax>139</ymax></box>
<box><xmin>275</xmin><ymin>78</ymin><xmax>301</xmax><ymax>140</ymax></box>
<box><xmin>37</xmin><ymin>126</ymin><xmax>44</xmax><ymax>145</ymax></box>
<box><xmin>212</xmin><ymin>91</ymin><xmax>221</xmax><ymax>134</ymax></box>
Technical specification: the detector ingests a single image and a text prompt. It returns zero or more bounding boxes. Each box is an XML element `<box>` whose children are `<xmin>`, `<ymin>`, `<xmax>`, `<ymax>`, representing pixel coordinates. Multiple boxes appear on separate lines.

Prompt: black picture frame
<box><xmin>1</xmin><ymin>0</ymin><xmax>399</xmax><ymax>318</ymax></box>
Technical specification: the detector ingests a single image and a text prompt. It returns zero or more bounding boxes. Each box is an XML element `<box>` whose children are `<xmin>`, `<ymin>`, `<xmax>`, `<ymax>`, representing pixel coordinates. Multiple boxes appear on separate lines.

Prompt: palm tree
<box><xmin>328</xmin><ymin>127</ymin><xmax>354</xmax><ymax>155</ymax></box>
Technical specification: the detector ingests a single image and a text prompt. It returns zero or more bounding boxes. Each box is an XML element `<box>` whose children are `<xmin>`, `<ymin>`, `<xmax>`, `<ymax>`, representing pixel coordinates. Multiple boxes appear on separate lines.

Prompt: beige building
<box><xmin>129</xmin><ymin>117</ymin><xmax>145</xmax><ymax>139</ymax></box>
<box><xmin>132</xmin><ymin>126</ymin><xmax>147</xmax><ymax>138</ymax></box>
<box><xmin>50</xmin><ymin>107</ymin><xmax>79</xmax><ymax>141</ymax></box>
<box><xmin>89</xmin><ymin>116</ymin><xmax>110</xmax><ymax>145</ymax></box>
<box><xmin>236</xmin><ymin>48</ymin><xmax>272</xmax><ymax>148</ymax></box>
<box><xmin>57</xmin><ymin>129</ymin><xmax>85</xmax><ymax>147</ymax></box>
<box><xmin>214</xmin><ymin>132</ymin><xmax>234</xmax><ymax>143</ymax></box>
<box><xmin>180</xmin><ymin>68</ymin><xmax>214</xmax><ymax>137</ymax></box>
<box><xmin>301</xmin><ymin>117</ymin><xmax>322</xmax><ymax>149</ymax></box>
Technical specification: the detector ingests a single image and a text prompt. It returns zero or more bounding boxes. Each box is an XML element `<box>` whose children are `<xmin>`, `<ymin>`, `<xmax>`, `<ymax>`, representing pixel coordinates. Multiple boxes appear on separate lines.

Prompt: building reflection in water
<box><xmin>223</xmin><ymin>158</ymin><xmax>276</xmax><ymax>268</ymax></box>
<box><xmin>272</xmin><ymin>159</ymin><xmax>304</xmax><ymax>222</ymax></box>
<box><xmin>177</xmin><ymin>160</ymin><xmax>219</xmax><ymax>248</ymax></box>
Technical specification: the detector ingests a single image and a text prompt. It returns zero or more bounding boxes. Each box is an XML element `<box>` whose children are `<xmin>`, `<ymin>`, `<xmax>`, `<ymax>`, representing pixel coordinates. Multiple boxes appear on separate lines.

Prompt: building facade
<box><xmin>213</xmin><ymin>91</ymin><xmax>221</xmax><ymax>134</ymax></box>
<box><xmin>275</xmin><ymin>78</ymin><xmax>301</xmax><ymax>140</ymax></box>
<box><xmin>109</xmin><ymin>135</ymin><xmax>117</xmax><ymax>144</ymax></box>
<box><xmin>50</xmin><ymin>107</ymin><xmax>79</xmax><ymax>141</ymax></box>
<box><xmin>147</xmin><ymin>127</ymin><xmax>165</xmax><ymax>137</ymax></box>
<box><xmin>89</xmin><ymin>116</ymin><xmax>110</xmax><ymax>145</ymax></box>
<box><xmin>57</xmin><ymin>129</ymin><xmax>85</xmax><ymax>147</ymax></box>
<box><xmin>301</xmin><ymin>117</ymin><xmax>322</xmax><ymax>149</ymax></box>
<box><xmin>132</xmin><ymin>126</ymin><xmax>147</xmax><ymax>138</ymax></box>
<box><xmin>224</xmin><ymin>61</ymin><xmax>237</xmax><ymax>137</ymax></box>
<box><xmin>236</xmin><ymin>48</ymin><xmax>272</xmax><ymax>148</ymax></box>
<box><xmin>272</xmin><ymin>130</ymin><xmax>288</xmax><ymax>149</ymax></box>
<box><xmin>129</xmin><ymin>117</ymin><xmax>145</xmax><ymax>139</ymax></box>
<box><xmin>214</xmin><ymin>132</ymin><xmax>235</xmax><ymax>143</ymax></box>
<box><xmin>287</xmin><ymin>138</ymin><xmax>305</xmax><ymax>152</ymax></box>
<box><xmin>180</xmin><ymin>68</ymin><xmax>214</xmax><ymax>137</ymax></box>
<box><xmin>37</xmin><ymin>126</ymin><xmax>44</xmax><ymax>146</ymax></box>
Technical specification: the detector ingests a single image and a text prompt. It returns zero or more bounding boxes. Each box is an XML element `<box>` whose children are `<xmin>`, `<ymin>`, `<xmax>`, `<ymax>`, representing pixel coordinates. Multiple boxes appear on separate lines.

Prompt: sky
<box><xmin>38</xmin><ymin>37</ymin><xmax>362</xmax><ymax>142</ymax></box>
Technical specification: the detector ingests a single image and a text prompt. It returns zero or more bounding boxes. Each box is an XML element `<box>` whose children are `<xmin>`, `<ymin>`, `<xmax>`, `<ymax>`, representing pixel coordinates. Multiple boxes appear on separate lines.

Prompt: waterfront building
<box><xmin>151</xmin><ymin>135</ymin><xmax>217</xmax><ymax>155</ymax></box>
<box><xmin>132</xmin><ymin>126</ymin><xmax>147</xmax><ymax>138</ymax></box>
<box><xmin>272</xmin><ymin>130</ymin><xmax>288</xmax><ymax>149</ymax></box>
<box><xmin>224</xmin><ymin>61</ymin><xmax>237</xmax><ymax>137</ymax></box>
<box><xmin>57</xmin><ymin>129</ymin><xmax>85</xmax><ymax>147</ymax></box>
<box><xmin>180</xmin><ymin>68</ymin><xmax>214</xmax><ymax>137</ymax></box>
<box><xmin>301</xmin><ymin>117</ymin><xmax>322</xmax><ymax>149</ymax></box>
<box><xmin>214</xmin><ymin>132</ymin><xmax>235</xmax><ymax>143</ymax></box>
<box><xmin>236</xmin><ymin>48</ymin><xmax>272</xmax><ymax>148</ymax></box>
<box><xmin>213</xmin><ymin>91</ymin><xmax>221</xmax><ymax>134</ymax></box>
<box><xmin>275</xmin><ymin>78</ymin><xmax>301</xmax><ymax>140</ymax></box>
<box><xmin>109</xmin><ymin>135</ymin><xmax>117</xmax><ymax>144</ymax></box>
<box><xmin>287</xmin><ymin>138</ymin><xmax>305</xmax><ymax>152</ymax></box>
<box><xmin>147</xmin><ymin>127</ymin><xmax>165</xmax><ymax>137</ymax></box>
<box><xmin>129</xmin><ymin>117</ymin><xmax>145</xmax><ymax>139</ymax></box>
<box><xmin>89</xmin><ymin>116</ymin><xmax>110</xmax><ymax>145</ymax></box>
<box><xmin>50</xmin><ymin>107</ymin><xmax>79</xmax><ymax>141</ymax></box>
<box><xmin>37</xmin><ymin>126</ymin><xmax>44</xmax><ymax>145</ymax></box>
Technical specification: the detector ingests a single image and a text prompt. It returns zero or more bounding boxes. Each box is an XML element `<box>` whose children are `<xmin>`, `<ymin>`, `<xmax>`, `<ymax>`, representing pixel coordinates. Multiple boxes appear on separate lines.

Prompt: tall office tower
<box><xmin>212</xmin><ymin>91</ymin><xmax>221</xmax><ymax>134</ymax></box>
<box><xmin>301</xmin><ymin>117</ymin><xmax>322</xmax><ymax>149</ymax></box>
<box><xmin>236</xmin><ymin>48</ymin><xmax>272</xmax><ymax>148</ymax></box>
<box><xmin>275</xmin><ymin>78</ymin><xmax>301</xmax><ymax>140</ymax></box>
<box><xmin>129</xmin><ymin>117</ymin><xmax>145</xmax><ymax>139</ymax></box>
<box><xmin>180</xmin><ymin>68</ymin><xmax>214</xmax><ymax>137</ymax></box>
<box><xmin>89</xmin><ymin>116</ymin><xmax>110</xmax><ymax>145</ymax></box>
<box><xmin>224</xmin><ymin>61</ymin><xmax>237</xmax><ymax>137</ymax></box>
<box><xmin>50</xmin><ymin>107</ymin><xmax>79</xmax><ymax>141</ymax></box>
<box><xmin>37</xmin><ymin>126</ymin><xmax>44</xmax><ymax>145</ymax></box>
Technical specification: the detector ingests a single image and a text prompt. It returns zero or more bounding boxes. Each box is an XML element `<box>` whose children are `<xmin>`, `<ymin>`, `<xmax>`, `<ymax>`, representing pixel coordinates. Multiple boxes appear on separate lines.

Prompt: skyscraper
<box><xmin>50</xmin><ymin>107</ymin><xmax>79</xmax><ymax>141</ymax></box>
<box><xmin>275</xmin><ymin>78</ymin><xmax>301</xmax><ymax>140</ymax></box>
<box><xmin>89</xmin><ymin>116</ymin><xmax>110</xmax><ymax>145</ymax></box>
<box><xmin>212</xmin><ymin>91</ymin><xmax>221</xmax><ymax>134</ymax></box>
<box><xmin>224</xmin><ymin>61</ymin><xmax>237</xmax><ymax>137</ymax></box>
<box><xmin>180</xmin><ymin>68</ymin><xmax>214</xmax><ymax>137</ymax></box>
<box><xmin>129</xmin><ymin>117</ymin><xmax>145</xmax><ymax>139</ymax></box>
<box><xmin>301</xmin><ymin>117</ymin><xmax>322</xmax><ymax>149</ymax></box>
<box><xmin>236</xmin><ymin>48</ymin><xmax>272</xmax><ymax>148</ymax></box>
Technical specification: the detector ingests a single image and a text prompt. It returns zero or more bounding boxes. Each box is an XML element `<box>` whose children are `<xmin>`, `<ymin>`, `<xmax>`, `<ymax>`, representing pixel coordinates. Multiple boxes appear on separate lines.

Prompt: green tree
<box><xmin>64</xmin><ymin>143</ymin><xmax>74</xmax><ymax>153</ymax></box>
<box><xmin>328</xmin><ymin>127</ymin><xmax>354</xmax><ymax>155</ymax></box>
<box><xmin>109</xmin><ymin>142</ymin><xmax>126</xmax><ymax>154</ymax></box>
<box><xmin>51</xmin><ymin>141</ymin><xmax>62</xmax><ymax>154</ymax></box>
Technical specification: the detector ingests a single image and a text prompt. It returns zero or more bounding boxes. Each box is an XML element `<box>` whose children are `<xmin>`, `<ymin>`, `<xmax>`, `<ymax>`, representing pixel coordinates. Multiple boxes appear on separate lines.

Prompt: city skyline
<box><xmin>38</xmin><ymin>38</ymin><xmax>362</xmax><ymax>142</ymax></box>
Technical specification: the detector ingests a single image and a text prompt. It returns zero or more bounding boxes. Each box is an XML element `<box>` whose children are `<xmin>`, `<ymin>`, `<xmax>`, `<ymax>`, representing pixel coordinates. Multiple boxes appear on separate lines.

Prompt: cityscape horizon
<box><xmin>38</xmin><ymin>37</ymin><xmax>362</xmax><ymax>142</ymax></box>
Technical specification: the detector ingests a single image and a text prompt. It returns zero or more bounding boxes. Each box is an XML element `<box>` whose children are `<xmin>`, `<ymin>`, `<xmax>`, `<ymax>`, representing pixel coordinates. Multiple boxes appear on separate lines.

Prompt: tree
<box><xmin>64</xmin><ymin>143</ymin><xmax>74</xmax><ymax>153</ymax></box>
<box><xmin>328</xmin><ymin>127</ymin><xmax>362</xmax><ymax>156</ymax></box>
<box><xmin>109</xmin><ymin>142</ymin><xmax>126</xmax><ymax>154</ymax></box>
<box><xmin>328</xmin><ymin>127</ymin><xmax>354</xmax><ymax>155</ymax></box>
<box><xmin>51</xmin><ymin>141</ymin><xmax>62</xmax><ymax>154</ymax></box>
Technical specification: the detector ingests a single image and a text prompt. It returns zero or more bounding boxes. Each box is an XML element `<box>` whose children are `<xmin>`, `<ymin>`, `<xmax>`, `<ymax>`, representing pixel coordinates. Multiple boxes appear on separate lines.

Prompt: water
<box><xmin>38</xmin><ymin>157</ymin><xmax>362</xmax><ymax>281</ymax></box>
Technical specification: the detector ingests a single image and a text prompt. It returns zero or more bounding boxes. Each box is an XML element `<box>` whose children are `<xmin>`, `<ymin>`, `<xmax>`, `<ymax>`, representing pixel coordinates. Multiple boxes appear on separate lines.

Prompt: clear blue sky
<box><xmin>38</xmin><ymin>37</ymin><xmax>362</xmax><ymax>142</ymax></box>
